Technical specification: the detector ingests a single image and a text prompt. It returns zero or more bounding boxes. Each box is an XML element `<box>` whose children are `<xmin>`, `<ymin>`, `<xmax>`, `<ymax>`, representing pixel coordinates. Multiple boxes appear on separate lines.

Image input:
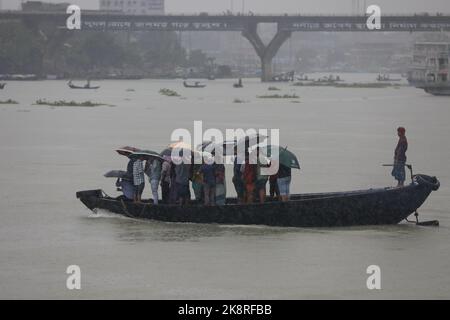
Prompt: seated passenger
<box><xmin>116</xmin><ymin>178</ymin><xmax>134</xmax><ymax>201</ymax></box>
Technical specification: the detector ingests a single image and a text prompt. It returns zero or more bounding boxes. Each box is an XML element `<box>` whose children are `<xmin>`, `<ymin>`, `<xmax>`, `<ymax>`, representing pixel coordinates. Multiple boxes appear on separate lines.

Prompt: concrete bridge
<box><xmin>2</xmin><ymin>11</ymin><xmax>450</xmax><ymax>81</ymax></box>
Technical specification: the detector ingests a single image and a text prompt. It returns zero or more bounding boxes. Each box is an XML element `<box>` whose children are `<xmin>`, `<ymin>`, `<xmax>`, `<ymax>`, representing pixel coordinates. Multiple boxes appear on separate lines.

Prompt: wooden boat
<box><xmin>76</xmin><ymin>174</ymin><xmax>439</xmax><ymax>228</ymax></box>
<box><xmin>377</xmin><ymin>74</ymin><xmax>402</xmax><ymax>82</ymax></box>
<box><xmin>271</xmin><ymin>71</ymin><xmax>295</xmax><ymax>82</ymax></box>
<box><xmin>315</xmin><ymin>75</ymin><xmax>344</xmax><ymax>83</ymax></box>
<box><xmin>233</xmin><ymin>79</ymin><xmax>243</xmax><ymax>88</ymax></box>
<box><xmin>183</xmin><ymin>81</ymin><xmax>206</xmax><ymax>88</ymax></box>
<box><xmin>0</xmin><ymin>83</ymin><xmax>6</xmax><ymax>89</ymax></box>
<box><xmin>68</xmin><ymin>82</ymin><xmax>100</xmax><ymax>90</ymax></box>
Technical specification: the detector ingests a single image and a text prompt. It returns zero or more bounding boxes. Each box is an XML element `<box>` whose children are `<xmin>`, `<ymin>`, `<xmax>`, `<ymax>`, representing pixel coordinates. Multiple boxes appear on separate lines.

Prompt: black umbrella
<box><xmin>116</xmin><ymin>146</ymin><xmax>141</xmax><ymax>157</ymax></box>
<box><xmin>198</xmin><ymin>140</ymin><xmax>237</xmax><ymax>156</ymax></box>
<box><xmin>104</xmin><ymin>170</ymin><xmax>128</xmax><ymax>178</ymax></box>
<box><xmin>129</xmin><ymin>150</ymin><xmax>164</xmax><ymax>162</ymax></box>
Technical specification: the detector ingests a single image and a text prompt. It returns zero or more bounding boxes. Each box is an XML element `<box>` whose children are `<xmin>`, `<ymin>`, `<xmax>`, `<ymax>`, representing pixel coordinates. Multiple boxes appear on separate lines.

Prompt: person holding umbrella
<box><xmin>269</xmin><ymin>173</ymin><xmax>280</xmax><ymax>200</ymax></box>
<box><xmin>160</xmin><ymin>157</ymin><xmax>172</xmax><ymax>204</ymax></box>
<box><xmin>277</xmin><ymin>163</ymin><xmax>292</xmax><ymax>202</ymax></box>
<box><xmin>104</xmin><ymin>170</ymin><xmax>134</xmax><ymax>201</ymax></box>
<box><xmin>242</xmin><ymin>153</ymin><xmax>257</xmax><ymax>204</ymax></box>
<box><xmin>129</xmin><ymin>150</ymin><xmax>163</xmax><ymax>204</ymax></box>
<box><xmin>115</xmin><ymin>147</ymin><xmax>141</xmax><ymax>200</ymax></box>
<box><xmin>175</xmin><ymin>162</ymin><xmax>191</xmax><ymax>206</ymax></box>
<box><xmin>200</xmin><ymin>155</ymin><xmax>216</xmax><ymax>206</ymax></box>
<box><xmin>214</xmin><ymin>161</ymin><xmax>226</xmax><ymax>206</ymax></box>
<box><xmin>266</xmin><ymin>146</ymin><xmax>301</xmax><ymax>202</ymax></box>
<box><xmin>254</xmin><ymin>147</ymin><xmax>269</xmax><ymax>204</ymax></box>
<box><xmin>145</xmin><ymin>158</ymin><xmax>162</xmax><ymax>205</ymax></box>
<box><xmin>232</xmin><ymin>154</ymin><xmax>245</xmax><ymax>204</ymax></box>
<box><xmin>133</xmin><ymin>155</ymin><xmax>145</xmax><ymax>203</ymax></box>
<box><xmin>191</xmin><ymin>165</ymin><xmax>204</xmax><ymax>202</ymax></box>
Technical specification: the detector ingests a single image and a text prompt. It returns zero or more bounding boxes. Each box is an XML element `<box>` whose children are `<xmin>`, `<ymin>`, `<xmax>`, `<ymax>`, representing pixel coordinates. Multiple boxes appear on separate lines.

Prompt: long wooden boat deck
<box><xmin>77</xmin><ymin>174</ymin><xmax>440</xmax><ymax>228</ymax></box>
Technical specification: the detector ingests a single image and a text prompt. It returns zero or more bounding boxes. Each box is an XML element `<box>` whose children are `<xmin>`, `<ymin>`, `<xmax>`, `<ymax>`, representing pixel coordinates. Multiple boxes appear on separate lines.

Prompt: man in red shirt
<box><xmin>243</xmin><ymin>152</ymin><xmax>257</xmax><ymax>204</ymax></box>
<box><xmin>391</xmin><ymin>127</ymin><xmax>408</xmax><ymax>187</ymax></box>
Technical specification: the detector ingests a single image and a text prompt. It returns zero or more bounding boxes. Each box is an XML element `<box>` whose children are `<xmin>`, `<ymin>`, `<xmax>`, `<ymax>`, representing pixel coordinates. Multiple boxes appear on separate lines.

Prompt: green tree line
<box><xmin>0</xmin><ymin>21</ymin><xmax>214</xmax><ymax>78</ymax></box>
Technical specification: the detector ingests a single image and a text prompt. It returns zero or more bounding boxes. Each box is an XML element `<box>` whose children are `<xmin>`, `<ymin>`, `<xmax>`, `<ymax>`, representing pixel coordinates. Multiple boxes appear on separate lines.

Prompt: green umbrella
<box><xmin>264</xmin><ymin>146</ymin><xmax>301</xmax><ymax>169</ymax></box>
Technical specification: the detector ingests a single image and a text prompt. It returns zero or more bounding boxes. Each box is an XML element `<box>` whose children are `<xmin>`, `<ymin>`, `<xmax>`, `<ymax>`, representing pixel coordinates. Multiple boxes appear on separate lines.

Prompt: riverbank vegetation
<box><xmin>34</xmin><ymin>99</ymin><xmax>111</xmax><ymax>107</ymax></box>
<box><xmin>258</xmin><ymin>93</ymin><xmax>300</xmax><ymax>99</ymax></box>
<box><xmin>292</xmin><ymin>82</ymin><xmax>398</xmax><ymax>89</ymax></box>
<box><xmin>0</xmin><ymin>99</ymin><xmax>19</xmax><ymax>104</ymax></box>
<box><xmin>233</xmin><ymin>98</ymin><xmax>249</xmax><ymax>103</ymax></box>
<box><xmin>159</xmin><ymin>88</ymin><xmax>181</xmax><ymax>97</ymax></box>
<box><xmin>0</xmin><ymin>21</ymin><xmax>224</xmax><ymax>79</ymax></box>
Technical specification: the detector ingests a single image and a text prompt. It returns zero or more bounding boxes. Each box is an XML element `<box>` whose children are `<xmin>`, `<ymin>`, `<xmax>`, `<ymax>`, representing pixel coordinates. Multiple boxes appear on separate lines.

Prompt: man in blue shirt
<box><xmin>145</xmin><ymin>159</ymin><xmax>162</xmax><ymax>205</ymax></box>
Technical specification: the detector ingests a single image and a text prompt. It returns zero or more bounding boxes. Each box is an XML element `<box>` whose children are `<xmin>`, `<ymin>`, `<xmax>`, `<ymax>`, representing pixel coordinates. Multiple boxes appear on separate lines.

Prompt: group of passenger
<box><xmin>116</xmin><ymin>126</ymin><xmax>407</xmax><ymax>204</ymax></box>
<box><xmin>119</xmin><ymin>149</ymin><xmax>293</xmax><ymax>206</ymax></box>
<box><xmin>232</xmin><ymin>152</ymin><xmax>292</xmax><ymax>204</ymax></box>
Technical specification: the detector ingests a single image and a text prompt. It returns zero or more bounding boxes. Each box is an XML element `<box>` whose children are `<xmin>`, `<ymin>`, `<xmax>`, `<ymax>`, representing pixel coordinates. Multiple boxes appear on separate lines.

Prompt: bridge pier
<box><xmin>242</xmin><ymin>23</ymin><xmax>292</xmax><ymax>82</ymax></box>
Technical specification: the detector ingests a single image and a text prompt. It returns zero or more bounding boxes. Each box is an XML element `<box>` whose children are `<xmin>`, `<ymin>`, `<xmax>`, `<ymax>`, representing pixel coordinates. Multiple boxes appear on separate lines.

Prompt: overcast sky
<box><xmin>2</xmin><ymin>0</ymin><xmax>450</xmax><ymax>14</ymax></box>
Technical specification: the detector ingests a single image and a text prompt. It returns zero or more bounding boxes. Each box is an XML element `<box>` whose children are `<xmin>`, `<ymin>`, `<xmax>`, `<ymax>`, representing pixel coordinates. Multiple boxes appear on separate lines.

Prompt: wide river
<box><xmin>0</xmin><ymin>75</ymin><xmax>449</xmax><ymax>299</ymax></box>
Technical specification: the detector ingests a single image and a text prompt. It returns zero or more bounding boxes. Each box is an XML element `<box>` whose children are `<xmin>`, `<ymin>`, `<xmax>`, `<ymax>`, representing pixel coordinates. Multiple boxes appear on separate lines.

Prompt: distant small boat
<box><xmin>233</xmin><ymin>78</ymin><xmax>243</xmax><ymax>88</ymax></box>
<box><xmin>0</xmin><ymin>83</ymin><xmax>6</xmax><ymax>89</ymax></box>
<box><xmin>271</xmin><ymin>71</ymin><xmax>295</xmax><ymax>82</ymax></box>
<box><xmin>183</xmin><ymin>81</ymin><xmax>206</xmax><ymax>88</ymax></box>
<box><xmin>377</xmin><ymin>74</ymin><xmax>401</xmax><ymax>82</ymax></box>
<box><xmin>315</xmin><ymin>75</ymin><xmax>344</xmax><ymax>83</ymax></box>
<box><xmin>296</xmin><ymin>74</ymin><xmax>312</xmax><ymax>82</ymax></box>
<box><xmin>68</xmin><ymin>81</ymin><xmax>100</xmax><ymax>90</ymax></box>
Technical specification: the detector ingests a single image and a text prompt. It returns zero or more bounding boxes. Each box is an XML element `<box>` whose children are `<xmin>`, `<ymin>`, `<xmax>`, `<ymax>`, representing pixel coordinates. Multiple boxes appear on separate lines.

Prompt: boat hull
<box><xmin>68</xmin><ymin>85</ymin><xmax>100</xmax><ymax>90</ymax></box>
<box><xmin>183</xmin><ymin>84</ymin><xmax>206</xmax><ymax>88</ymax></box>
<box><xmin>422</xmin><ymin>86</ymin><xmax>450</xmax><ymax>96</ymax></box>
<box><xmin>76</xmin><ymin>175</ymin><xmax>439</xmax><ymax>228</ymax></box>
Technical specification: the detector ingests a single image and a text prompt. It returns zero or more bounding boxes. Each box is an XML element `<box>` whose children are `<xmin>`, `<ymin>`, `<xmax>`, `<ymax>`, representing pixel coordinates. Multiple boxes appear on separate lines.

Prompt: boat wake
<box><xmin>87</xmin><ymin>209</ymin><xmax>132</xmax><ymax>220</ymax></box>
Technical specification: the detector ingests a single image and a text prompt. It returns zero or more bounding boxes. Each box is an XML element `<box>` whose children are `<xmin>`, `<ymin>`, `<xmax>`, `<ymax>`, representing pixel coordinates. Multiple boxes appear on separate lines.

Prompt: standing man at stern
<box><xmin>391</xmin><ymin>127</ymin><xmax>408</xmax><ymax>188</ymax></box>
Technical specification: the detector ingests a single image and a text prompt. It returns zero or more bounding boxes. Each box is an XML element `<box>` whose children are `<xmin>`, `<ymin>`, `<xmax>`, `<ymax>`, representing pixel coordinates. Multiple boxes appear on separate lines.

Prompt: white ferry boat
<box><xmin>408</xmin><ymin>42</ymin><xmax>450</xmax><ymax>96</ymax></box>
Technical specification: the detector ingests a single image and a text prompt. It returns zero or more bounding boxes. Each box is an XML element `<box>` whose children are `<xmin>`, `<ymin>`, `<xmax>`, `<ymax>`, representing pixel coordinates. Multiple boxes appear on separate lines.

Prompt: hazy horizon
<box><xmin>1</xmin><ymin>0</ymin><xmax>450</xmax><ymax>14</ymax></box>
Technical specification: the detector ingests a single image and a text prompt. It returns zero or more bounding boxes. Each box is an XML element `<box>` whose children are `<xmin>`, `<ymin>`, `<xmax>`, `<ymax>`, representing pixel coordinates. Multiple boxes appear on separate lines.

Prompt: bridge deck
<box><xmin>1</xmin><ymin>11</ymin><xmax>450</xmax><ymax>32</ymax></box>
